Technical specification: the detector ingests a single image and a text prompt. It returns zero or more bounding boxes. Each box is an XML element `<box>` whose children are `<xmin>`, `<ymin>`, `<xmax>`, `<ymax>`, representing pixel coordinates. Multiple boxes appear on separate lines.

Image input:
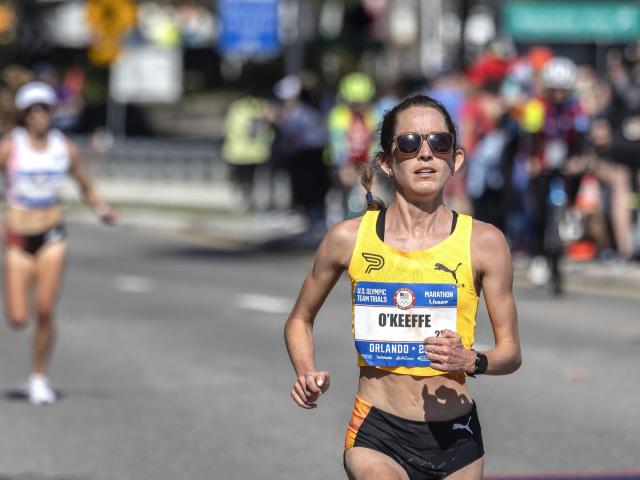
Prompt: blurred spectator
<box><xmin>2</xmin><ymin>64</ymin><xmax>33</xmax><ymax>92</ymax></box>
<box><xmin>465</xmin><ymin>90</ymin><xmax>519</xmax><ymax>232</ymax></box>
<box><xmin>426</xmin><ymin>66</ymin><xmax>466</xmax><ymax>126</ymax></box>
<box><xmin>0</xmin><ymin>83</ymin><xmax>14</xmax><ymax>134</ymax></box>
<box><xmin>221</xmin><ymin>93</ymin><xmax>275</xmax><ymax>211</ymax></box>
<box><xmin>526</xmin><ymin>45</ymin><xmax>554</xmax><ymax>95</ymax></box>
<box><xmin>589</xmin><ymin>46</ymin><xmax>640</xmax><ymax>260</ymax></box>
<box><xmin>499</xmin><ymin>54</ymin><xmax>539</xmax><ymax>252</ymax></box>
<box><xmin>571</xmin><ymin>68</ymin><xmax>613</xmax><ymax>257</ymax></box>
<box><xmin>373</xmin><ymin>80</ymin><xmax>403</xmax><ymax>123</ymax></box>
<box><xmin>0</xmin><ymin>65</ymin><xmax>33</xmax><ymax>134</ymax></box>
<box><xmin>521</xmin><ymin>57</ymin><xmax>590</xmax><ymax>293</ymax></box>
<box><xmin>326</xmin><ymin>72</ymin><xmax>380</xmax><ymax>220</ymax></box>
<box><xmin>459</xmin><ymin>52</ymin><xmax>511</xmax><ymax>216</ymax></box>
<box><xmin>271</xmin><ymin>74</ymin><xmax>328</xmax><ymax>229</ymax></box>
<box><xmin>56</xmin><ymin>65</ymin><xmax>86</xmax><ymax>132</ymax></box>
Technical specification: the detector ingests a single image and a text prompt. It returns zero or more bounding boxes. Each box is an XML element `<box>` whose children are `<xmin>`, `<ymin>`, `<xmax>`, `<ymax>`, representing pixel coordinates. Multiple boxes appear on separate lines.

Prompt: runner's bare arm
<box><xmin>66</xmin><ymin>139</ymin><xmax>117</xmax><ymax>223</ymax></box>
<box><xmin>284</xmin><ymin>219</ymin><xmax>359</xmax><ymax>408</ymax></box>
<box><xmin>472</xmin><ymin>220</ymin><xmax>522</xmax><ymax>375</ymax></box>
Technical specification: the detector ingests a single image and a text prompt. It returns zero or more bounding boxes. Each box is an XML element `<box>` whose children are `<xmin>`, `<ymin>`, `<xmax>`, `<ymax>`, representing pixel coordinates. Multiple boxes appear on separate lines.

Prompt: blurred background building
<box><xmin>1</xmin><ymin>0</ymin><xmax>637</xmax><ymax>138</ymax></box>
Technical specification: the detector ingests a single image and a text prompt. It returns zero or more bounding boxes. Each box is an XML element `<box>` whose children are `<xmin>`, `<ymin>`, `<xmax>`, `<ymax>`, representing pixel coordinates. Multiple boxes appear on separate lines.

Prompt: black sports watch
<box><xmin>468</xmin><ymin>350</ymin><xmax>488</xmax><ymax>377</ymax></box>
<box><xmin>473</xmin><ymin>351</ymin><xmax>488</xmax><ymax>375</ymax></box>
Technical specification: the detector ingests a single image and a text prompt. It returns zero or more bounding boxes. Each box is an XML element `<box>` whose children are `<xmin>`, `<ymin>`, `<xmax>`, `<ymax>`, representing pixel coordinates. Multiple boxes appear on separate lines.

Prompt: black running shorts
<box><xmin>345</xmin><ymin>395</ymin><xmax>484</xmax><ymax>479</ymax></box>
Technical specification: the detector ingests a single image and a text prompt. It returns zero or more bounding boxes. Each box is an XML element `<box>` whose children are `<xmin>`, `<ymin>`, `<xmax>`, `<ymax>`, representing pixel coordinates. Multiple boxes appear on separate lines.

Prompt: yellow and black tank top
<box><xmin>348</xmin><ymin>209</ymin><xmax>479</xmax><ymax>377</ymax></box>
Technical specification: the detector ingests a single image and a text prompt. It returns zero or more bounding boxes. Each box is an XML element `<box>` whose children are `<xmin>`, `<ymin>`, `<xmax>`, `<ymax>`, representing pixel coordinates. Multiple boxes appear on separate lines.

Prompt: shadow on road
<box><xmin>3</xmin><ymin>388</ymin><xmax>111</xmax><ymax>403</ymax></box>
<box><xmin>0</xmin><ymin>475</ymin><xmax>87</xmax><ymax>480</ymax></box>
<box><xmin>3</xmin><ymin>389</ymin><xmax>66</xmax><ymax>403</ymax></box>
<box><xmin>142</xmin><ymin>229</ymin><xmax>324</xmax><ymax>260</ymax></box>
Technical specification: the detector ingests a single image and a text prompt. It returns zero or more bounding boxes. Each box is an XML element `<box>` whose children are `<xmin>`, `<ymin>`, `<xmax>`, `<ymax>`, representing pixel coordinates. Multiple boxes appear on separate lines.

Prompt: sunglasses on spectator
<box><xmin>393</xmin><ymin>132</ymin><xmax>454</xmax><ymax>155</ymax></box>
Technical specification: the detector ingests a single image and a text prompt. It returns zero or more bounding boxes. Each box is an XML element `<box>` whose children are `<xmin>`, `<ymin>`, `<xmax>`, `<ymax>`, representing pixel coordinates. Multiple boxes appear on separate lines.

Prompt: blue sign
<box><xmin>218</xmin><ymin>0</ymin><xmax>280</xmax><ymax>56</ymax></box>
<box><xmin>356</xmin><ymin>340</ymin><xmax>431</xmax><ymax>368</ymax></box>
<box><xmin>354</xmin><ymin>282</ymin><xmax>457</xmax><ymax>308</ymax></box>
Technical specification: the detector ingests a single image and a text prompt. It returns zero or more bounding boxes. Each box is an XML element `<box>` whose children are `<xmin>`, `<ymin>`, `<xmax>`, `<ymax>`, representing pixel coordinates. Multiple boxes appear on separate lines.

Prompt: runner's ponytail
<box><xmin>361</xmin><ymin>152</ymin><xmax>385</xmax><ymax>211</ymax></box>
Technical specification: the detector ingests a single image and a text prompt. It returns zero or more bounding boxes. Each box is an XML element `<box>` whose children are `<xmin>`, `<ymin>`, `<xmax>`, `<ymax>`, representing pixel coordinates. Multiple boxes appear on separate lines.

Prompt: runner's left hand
<box><xmin>97</xmin><ymin>204</ymin><xmax>118</xmax><ymax>225</ymax></box>
<box><xmin>424</xmin><ymin>330</ymin><xmax>474</xmax><ymax>373</ymax></box>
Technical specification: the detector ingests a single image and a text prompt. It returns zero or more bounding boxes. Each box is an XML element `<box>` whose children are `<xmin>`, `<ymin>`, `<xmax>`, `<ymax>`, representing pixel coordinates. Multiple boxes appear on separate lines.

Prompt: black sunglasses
<box><xmin>393</xmin><ymin>132</ymin><xmax>454</xmax><ymax>155</ymax></box>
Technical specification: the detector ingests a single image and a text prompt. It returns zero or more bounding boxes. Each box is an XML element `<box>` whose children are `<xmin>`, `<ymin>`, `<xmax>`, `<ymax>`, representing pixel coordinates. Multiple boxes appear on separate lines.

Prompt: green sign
<box><xmin>505</xmin><ymin>1</ymin><xmax>640</xmax><ymax>41</ymax></box>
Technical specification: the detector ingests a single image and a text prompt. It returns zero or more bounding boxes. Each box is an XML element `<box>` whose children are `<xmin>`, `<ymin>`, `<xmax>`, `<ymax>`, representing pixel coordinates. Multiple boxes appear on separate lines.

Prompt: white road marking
<box><xmin>235</xmin><ymin>293</ymin><xmax>293</xmax><ymax>314</ymax></box>
<box><xmin>114</xmin><ymin>275</ymin><xmax>155</xmax><ymax>293</ymax></box>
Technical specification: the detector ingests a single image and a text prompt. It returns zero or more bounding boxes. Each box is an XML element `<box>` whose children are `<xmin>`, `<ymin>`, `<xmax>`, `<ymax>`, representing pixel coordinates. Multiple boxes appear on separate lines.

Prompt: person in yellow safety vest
<box><xmin>222</xmin><ymin>95</ymin><xmax>275</xmax><ymax>211</ymax></box>
<box><xmin>326</xmin><ymin>73</ymin><xmax>381</xmax><ymax>220</ymax></box>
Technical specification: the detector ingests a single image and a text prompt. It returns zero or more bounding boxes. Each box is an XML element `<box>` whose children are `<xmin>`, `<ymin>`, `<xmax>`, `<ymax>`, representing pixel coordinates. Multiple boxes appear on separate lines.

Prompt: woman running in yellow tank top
<box><xmin>284</xmin><ymin>95</ymin><xmax>521</xmax><ymax>480</ymax></box>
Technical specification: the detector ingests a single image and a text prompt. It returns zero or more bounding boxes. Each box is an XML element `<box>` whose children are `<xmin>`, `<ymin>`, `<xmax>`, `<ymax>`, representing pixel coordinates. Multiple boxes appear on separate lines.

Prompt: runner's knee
<box><xmin>6</xmin><ymin>312</ymin><xmax>28</xmax><ymax>329</ymax></box>
<box><xmin>36</xmin><ymin>308</ymin><xmax>54</xmax><ymax>326</ymax></box>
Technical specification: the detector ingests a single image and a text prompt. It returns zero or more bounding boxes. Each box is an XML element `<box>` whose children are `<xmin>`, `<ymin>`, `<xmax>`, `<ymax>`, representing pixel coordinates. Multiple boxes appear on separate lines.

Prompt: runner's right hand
<box><xmin>290</xmin><ymin>371</ymin><xmax>330</xmax><ymax>409</ymax></box>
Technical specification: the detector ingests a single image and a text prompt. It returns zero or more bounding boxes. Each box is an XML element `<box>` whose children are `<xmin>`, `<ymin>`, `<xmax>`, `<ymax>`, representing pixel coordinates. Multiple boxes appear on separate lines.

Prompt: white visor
<box><xmin>14</xmin><ymin>81</ymin><xmax>57</xmax><ymax>111</ymax></box>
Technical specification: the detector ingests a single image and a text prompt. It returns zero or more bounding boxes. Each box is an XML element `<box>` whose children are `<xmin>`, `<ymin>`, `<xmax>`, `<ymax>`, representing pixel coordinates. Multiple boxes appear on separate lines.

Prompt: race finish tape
<box><xmin>353</xmin><ymin>281</ymin><xmax>457</xmax><ymax>368</ymax></box>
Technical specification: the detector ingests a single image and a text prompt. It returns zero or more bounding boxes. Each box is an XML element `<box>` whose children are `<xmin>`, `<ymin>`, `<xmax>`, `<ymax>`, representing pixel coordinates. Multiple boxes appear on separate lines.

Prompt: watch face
<box><xmin>476</xmin><ymin>352</ymin><xmax>488</xmax><ymax>374</ymax></box>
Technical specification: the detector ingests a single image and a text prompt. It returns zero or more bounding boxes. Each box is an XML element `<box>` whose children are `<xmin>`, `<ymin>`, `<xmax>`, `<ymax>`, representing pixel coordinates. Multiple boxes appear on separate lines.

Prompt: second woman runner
<box><xmin>0</xmin><ymin>81</ymin><xmax>117</xmax><ymax>405</ymax></box>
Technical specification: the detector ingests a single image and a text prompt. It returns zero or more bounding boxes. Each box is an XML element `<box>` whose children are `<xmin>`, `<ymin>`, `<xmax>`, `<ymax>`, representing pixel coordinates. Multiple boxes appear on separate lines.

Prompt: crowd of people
<box><xmin>3</xmin><ymin>43</ymin><xmax>639</xmax><ymax>300</ymax></box>
<box><xmin>224</xmin><ymin>44</ymin><xmax>640</xmax><ymax>293</ymax></box>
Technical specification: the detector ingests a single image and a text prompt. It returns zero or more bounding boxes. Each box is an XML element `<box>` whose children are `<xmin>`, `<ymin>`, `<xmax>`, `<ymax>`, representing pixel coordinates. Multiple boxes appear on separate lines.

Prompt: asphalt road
<box><xmin>0</xmin><ymin>222</ymin><xmax>638</xmax><ymax>479</ymax></box>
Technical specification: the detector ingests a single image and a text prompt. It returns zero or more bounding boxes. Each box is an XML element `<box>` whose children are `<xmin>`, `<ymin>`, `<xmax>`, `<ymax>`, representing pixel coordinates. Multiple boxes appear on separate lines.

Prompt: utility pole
<box><xmin>458</xmin><ymin>0</ymin><xmax>469</xmax><ymax>70</ymax></box>
<box><xmin>420</xmin><ymin>0</ymin><xmax>444</xmax><ymax>76</ymax></box>
<box><xmin>282</xmin><ymin>0</ymin><xmax>303</xmax><ymax>75</ymax></box>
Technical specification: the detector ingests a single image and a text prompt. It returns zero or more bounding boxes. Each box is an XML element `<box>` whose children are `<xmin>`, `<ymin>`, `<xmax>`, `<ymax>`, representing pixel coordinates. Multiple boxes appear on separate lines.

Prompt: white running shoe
<box><xmin>28</xmin><ymin>374</ymin><xmax>56</xmax><ymax>405</ymax></box>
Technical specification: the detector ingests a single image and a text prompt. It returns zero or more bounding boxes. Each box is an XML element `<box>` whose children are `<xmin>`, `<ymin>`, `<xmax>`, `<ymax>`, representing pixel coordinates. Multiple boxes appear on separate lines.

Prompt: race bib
<box><xmin>354</xmin><ymin>281</ymin><xmax>457</xmax><ymax>368</ymax></box>
<box><xmin>12</xmin><ymin>171</ymin><xmax>65</xmax><ymax>207</ymax></box>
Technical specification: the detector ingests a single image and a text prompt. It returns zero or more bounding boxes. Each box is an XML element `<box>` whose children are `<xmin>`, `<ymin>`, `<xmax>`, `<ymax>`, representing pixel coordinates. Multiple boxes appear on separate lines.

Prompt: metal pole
<box><xmin>283</xmin><ymin>0</ymin><xmax>302</xmax><ymax>75</ymax></box>
<box><xmin>458</xmin><ymin>0</ymin><xmax>469</xmax><ymax>70</ymax></box>
<box><xmin>420</xmin><ymin>0</ymin><xmax>444</xmax><ymax>77</ymax></box>
<box><xmin>106</xmin><ymin>66</ymin><xmax>126</xmax><ymax>139</ymax></box>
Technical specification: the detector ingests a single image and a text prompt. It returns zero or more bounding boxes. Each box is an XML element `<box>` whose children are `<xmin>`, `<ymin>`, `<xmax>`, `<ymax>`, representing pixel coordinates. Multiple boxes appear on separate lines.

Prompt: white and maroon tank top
<box><xmin>5</xmin><ymin>127</ymin><xmax>70</xmax><ymax>209</ymax></box>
